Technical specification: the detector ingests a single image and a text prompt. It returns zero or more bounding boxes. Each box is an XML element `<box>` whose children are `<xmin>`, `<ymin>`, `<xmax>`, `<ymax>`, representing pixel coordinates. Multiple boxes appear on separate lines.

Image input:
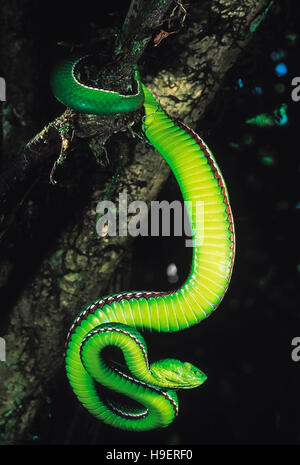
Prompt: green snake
<box><xmin>51</xmin><ymin>56</ymin><xmax>235</xmax><ymax>431</ymax></box>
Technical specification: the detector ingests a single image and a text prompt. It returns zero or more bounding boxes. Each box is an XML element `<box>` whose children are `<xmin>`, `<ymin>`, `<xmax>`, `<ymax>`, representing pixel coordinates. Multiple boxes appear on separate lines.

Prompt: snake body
<box><xmin>51</xmin><ymin>56</ymin><xmax>235</xmax><ymax>431</ymax></box>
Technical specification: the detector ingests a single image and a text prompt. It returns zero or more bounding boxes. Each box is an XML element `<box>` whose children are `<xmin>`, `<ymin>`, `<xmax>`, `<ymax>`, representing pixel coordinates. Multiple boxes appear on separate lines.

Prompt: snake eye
<box><xmin>184</xmin><ymin>362</ymin><xmax>192</xmax><ymax>370</ymax></box>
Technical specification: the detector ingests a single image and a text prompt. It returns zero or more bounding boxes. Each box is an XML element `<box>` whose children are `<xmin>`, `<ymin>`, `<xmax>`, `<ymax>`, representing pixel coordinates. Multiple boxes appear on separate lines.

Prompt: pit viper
<box><xmin>51</xmin><ymin>56</ymin><xmax>235</xmax><ymax>431</ymax></box>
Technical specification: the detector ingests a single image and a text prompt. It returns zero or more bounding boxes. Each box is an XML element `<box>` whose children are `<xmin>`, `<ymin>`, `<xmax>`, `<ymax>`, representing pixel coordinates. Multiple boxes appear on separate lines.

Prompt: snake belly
<box><xmin>51</xmin><ymin>57</ymin><xmax>235</xmax><ymax>431</ymax></box>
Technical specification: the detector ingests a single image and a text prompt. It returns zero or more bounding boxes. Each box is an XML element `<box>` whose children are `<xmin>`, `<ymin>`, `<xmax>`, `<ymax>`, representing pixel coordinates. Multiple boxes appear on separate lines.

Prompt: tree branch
<box><xmin>0</xmin><ymin>0</ymin><xmax>174</xmax><ymax>205</ymax></box>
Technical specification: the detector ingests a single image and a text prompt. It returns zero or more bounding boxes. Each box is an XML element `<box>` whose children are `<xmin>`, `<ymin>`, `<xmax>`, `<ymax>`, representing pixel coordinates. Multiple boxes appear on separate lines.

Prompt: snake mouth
<box><xmin>174</xmin><ymin>380</ymin><xmax>206</xmax><ymax>389</ymax></box>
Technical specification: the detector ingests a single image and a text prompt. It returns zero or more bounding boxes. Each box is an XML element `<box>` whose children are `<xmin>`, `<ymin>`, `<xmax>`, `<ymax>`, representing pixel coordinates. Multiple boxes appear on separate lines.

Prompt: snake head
<box><xmin>150</xmin><ymin>358</ymin><xmax>207</xmax><ymax>390</ymax></box>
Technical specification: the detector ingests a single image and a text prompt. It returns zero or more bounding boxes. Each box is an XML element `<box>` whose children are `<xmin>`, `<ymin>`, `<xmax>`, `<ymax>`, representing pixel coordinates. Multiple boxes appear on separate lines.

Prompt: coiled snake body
<box><xmin>51</xmin><ymin>57</ymin><xmax>235</xmax><ymax>431</ymax></box>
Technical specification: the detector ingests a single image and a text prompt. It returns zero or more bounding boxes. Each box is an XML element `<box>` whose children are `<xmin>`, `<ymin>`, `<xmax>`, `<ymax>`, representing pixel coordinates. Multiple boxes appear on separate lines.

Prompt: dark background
<box><xmin>1</xmin><ymin>0</ymin><xmax>300</xmax><ymax>445</ymax></box>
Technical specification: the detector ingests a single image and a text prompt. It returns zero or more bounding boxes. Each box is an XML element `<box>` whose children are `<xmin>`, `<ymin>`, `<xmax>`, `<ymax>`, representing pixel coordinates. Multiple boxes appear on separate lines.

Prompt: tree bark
<box><xmin>0</xmin><ymin>0</ymin><xmax>271</xmax><ymax>444</ymax></box>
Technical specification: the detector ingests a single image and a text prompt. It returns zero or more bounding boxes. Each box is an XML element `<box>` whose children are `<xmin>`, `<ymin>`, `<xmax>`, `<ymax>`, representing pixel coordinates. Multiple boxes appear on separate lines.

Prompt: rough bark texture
<box><xmin>0</xmin><ymin>0</ymin><xmax>270</xmax><ymax>444</ymax></box>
